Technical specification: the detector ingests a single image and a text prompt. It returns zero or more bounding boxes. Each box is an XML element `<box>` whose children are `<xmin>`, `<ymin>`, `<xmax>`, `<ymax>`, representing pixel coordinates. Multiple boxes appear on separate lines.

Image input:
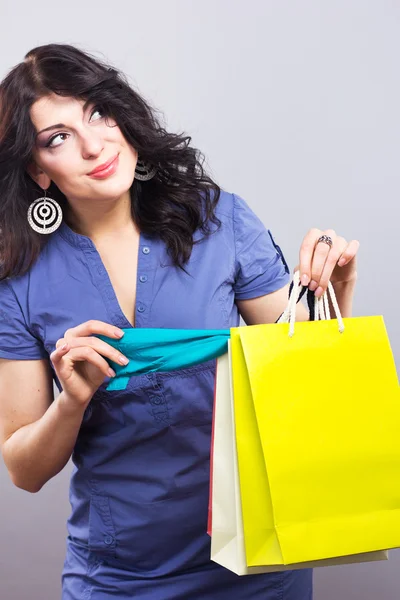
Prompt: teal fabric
<box><xmin>97</xmin><ymin>328</ymin><xmax>231</xmax><ymax>391</ymax></box>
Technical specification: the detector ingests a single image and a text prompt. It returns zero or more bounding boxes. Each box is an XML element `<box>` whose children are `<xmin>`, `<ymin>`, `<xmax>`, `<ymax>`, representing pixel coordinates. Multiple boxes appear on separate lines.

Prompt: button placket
<box><xmin>88</xmin><ymin>493</ymin><xmax>116</xmax><ymax>555</ymax></box>
<box><xmin>148</xmin><ymin>373</ymin><xmax>170</xmax><ymax>427</ymax></box>
<box><xmin>135</xmin><ymin>241</ymin><xmax>153</xmax><ymax>326</ymax></box>
<box><xmin>104</xmin><ymin>534</ymin><xmax>114</xmax><ymax>545</ymax></box>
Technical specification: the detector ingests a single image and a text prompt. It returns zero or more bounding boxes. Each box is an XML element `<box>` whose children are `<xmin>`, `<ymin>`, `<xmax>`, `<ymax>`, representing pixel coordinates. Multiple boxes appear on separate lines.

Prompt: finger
<box><xmin>316</xmin><ymin>237</ymin><xmax>348</xmax><ymax>296</ymax></box>
<box><xmin>50</xmin><ymin>341</ymin><xmax>70</xmax><ymax>364</ymax></box>
<box><xmin>309</xmin><ymin>229</ymin><xmax>337</xmax><ymax>289</ymax></box>
<box><xmin>338</xmin><ymin>240</ymin><xmax>360</xmax><ymax>266</ymax></box>
<box><xmin>64</xmin><ymin>320</ymin><xmax>125</xmax><ymax>341</ymax></box>
<box><xmin>58</xmin><ymin>336</ymin><xmax>129</xmax><ymax>367</ymax></box>
<box><xmin>56</xmin><ymin>346</ymin><xmax>116</xmax><ymax>379</ymax></box>
<box><xmin>299</xmin><ymin>228</ymin><xmax>322</xmax><ymax>285</ymax></box>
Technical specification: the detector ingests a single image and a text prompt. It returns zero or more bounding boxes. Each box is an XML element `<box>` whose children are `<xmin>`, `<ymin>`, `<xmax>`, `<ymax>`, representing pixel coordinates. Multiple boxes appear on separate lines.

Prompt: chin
<box><xmin>95</xmin><ymin>172</ymin><xmax>135</xmax><ymax>196</ymax></box>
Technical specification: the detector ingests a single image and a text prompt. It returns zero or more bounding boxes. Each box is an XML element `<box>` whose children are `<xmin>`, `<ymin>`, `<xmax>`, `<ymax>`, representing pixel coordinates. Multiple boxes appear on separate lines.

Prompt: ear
<box><xmin>26</xmin><ymin>161</ymin><xmax>51</xmax><ymax>190</ymax></box>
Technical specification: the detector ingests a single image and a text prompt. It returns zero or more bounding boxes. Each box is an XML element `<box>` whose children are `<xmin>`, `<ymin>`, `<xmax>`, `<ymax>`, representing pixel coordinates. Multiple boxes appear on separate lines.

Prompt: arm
<box><xmin>236</xmin><ymin>277</ymin><xmax>356</xmax><ymax>326</ymax></box>
<box><xmin>328</xmin><ymin>277</ymin><xmax>357</xmax><ymax>318</ymax></box>
<box><xmin>0</xmin><ymin>319</ymin><xmax>128</xmax><ymax>493</ymax></box>
<box><xmin>236</xmin><ymin>282</ymin><xmax>309</xmax><ymax>326</ymax></box>
<box><xmin>0</xmin><ymin>358</ymin><xmax>87</xmax><ymax>493</ymax></box>
<box><xmin>237</xmin><ymin>226</ymin><xmax>359</xmax><ymax>326</ymax></box>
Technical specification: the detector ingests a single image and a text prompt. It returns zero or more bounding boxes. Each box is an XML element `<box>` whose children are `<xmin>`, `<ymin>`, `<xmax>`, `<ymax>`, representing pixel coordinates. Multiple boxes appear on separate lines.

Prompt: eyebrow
<box><xmin>35</xmin><ymin>99</ymin><xmax>93</xmax><ymax>138</ymax></box>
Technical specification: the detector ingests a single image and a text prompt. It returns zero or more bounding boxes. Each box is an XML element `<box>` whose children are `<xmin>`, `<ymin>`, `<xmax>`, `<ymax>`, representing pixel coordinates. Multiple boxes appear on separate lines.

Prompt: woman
<box><xmin>0</xmin><ymin>44</ymin><xmax>359</xmax><ymax>599</ymax></box>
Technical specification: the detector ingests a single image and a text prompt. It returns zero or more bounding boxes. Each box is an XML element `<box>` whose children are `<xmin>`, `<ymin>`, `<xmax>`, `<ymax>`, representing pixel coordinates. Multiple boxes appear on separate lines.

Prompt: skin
<box><xmin>26</xmin><ymin>94</ymin><xmax>143</xmax><ymax>402</ymax></box>
<box><xmin>0</xmin><ymin>95</ymin><xmax>360</xmax><ymax>493</ymax></box>
<box><xmin>297</xmin><ymin>228</ymin><xmax>359</xmax><ymax>297</ymax></box>
<box><xmin>27</xmin><ymin>93</ymin><xmax>138</xmax><ymax>240</ymax></box>
<box><xmin>26</xmin><ymin>93</ymin><xmax>359</xmax><ymax>337</ymax></box>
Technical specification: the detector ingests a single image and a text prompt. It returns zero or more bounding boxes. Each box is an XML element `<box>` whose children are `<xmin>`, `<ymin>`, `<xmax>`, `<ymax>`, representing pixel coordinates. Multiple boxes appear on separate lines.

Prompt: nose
<box><xmin>80</xmin><ymin>128</ymin><xmax>104</xmax><ymax>160</ymax></box>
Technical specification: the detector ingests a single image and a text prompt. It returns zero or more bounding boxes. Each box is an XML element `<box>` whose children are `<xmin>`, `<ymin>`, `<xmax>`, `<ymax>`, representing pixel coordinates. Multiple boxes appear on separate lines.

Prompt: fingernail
<box><xmin>115</xmin><ymin>329</ymin><xmax>125</xmax><ymax>337</ymax></box>
<box><xmin>119</xmin><ymin>356</ymin><xmax>129</xmax><ymax>365</ymax></box>
<box><xmin>301</xmin><ymin>274</ymin><xmax>309</xmax><ymax>286</ymax></box>
<box><xmin>108</xmin><ymin>368</ymin><xmax>116</xmax><ymax>378</ymax></box>
<box><xmin>309</xmin><ymin>280</ymin><xmax>318</xmax><ymax>291</ymax></box>
<box><xmin>338</xmin><ymin>258</ymin><xmax>346</xmax><ymax>267</ymax></box>
<box><xmin>315</xmin><ymin>286</ymin><xmax>324</xmax><ymax>298</ymax></box>
<box><xmin>61</xmin><ymin>343</ymin><xmax>68</xmax><ymax>351</ymax></box>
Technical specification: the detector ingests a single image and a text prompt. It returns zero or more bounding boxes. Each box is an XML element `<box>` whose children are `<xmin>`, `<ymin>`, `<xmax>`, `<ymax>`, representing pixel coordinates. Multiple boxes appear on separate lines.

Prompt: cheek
<box><xmin>116</xmin><ymin>136</ymin><xmax>138</xmax><ymax>173</ymax></box>
<box><xmin>50</xmin><ymin>162</ymin><xmax>82</xmax><ymax>191</ymax></box>
<box><xmin>122</xmin><ymin>144</ymin><xmax>139</xmax><ymax>173</ymax></box>
<box><xmin>111</xmin><ymin>126</ymin><xmax>137</xmax><ymax>159</ymax></box>
<box><xmin>45</xmin><ymin>160</ymin><xmax>85</xmax><ymax>197</ymax></box>
<box><xmin>115</xmin><ymin>151</ymin><xmax>136</xmax><ymax>189</ymax></box>
<box><xmin>40</xmin><ymin>145</ymin><xmax>79</xmax><ymax>176</ymax></box>
<box><xmin>125</xmin><ymin>146</ymin><xmax>138</xmax><ymax>169</ymax></box>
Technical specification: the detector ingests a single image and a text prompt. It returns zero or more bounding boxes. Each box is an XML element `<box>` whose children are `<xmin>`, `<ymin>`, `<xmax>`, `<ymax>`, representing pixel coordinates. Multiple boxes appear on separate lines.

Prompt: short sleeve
<box><xmin>0</xmin><ymin>280</ymin><xmax>47</xmax><ymax>360</ymax></box>
<box><xmin>232</xmin><ymin>194</ymin><xmax>290</xmax><ymax>300</ymax></box>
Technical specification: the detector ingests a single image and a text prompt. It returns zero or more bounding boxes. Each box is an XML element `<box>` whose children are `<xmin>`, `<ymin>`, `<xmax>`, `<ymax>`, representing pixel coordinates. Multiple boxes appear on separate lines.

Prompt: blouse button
<box><xmin>142</xmin><ymin>247</ymin><xmax>150</xmax><ymax>254</ymax></box>
<box><xmin>139</xmin><ymin>275</ymin><xmax>148</xmax><ymax>283</ymax></box>
<box><xmin>150</xmin><ymin>397</ymin><xmax>162</xmax><ymax>405</ymax></box>
<box><xmin>104</xmin><ymin>535</ymin><xmax>114</xmax><ymax>545</ymax></box>
<box><xmin>138</xmin><ymin>305</ymin><xmax>146</xmax><ymax>313</ymax></box>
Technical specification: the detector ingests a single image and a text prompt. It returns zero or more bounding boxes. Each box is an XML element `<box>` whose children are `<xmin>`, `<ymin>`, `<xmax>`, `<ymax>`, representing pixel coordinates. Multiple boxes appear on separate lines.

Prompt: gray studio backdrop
<box><xmin>0</xmin><ymin>1</ymin><xmax>399</xmax><ymax>599</ymax></box>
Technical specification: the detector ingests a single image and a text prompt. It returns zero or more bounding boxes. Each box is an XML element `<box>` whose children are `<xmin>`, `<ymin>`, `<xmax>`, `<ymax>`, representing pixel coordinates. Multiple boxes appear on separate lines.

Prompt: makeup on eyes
<box><xmin>44</xmin><ymin>133</ymin><xmax>69</xmax><ymax>149</ymax></box>
<box><xmin>37</xmin><ymin>106</ymin><xmax>104</xmax><ymax>149</ymax></box>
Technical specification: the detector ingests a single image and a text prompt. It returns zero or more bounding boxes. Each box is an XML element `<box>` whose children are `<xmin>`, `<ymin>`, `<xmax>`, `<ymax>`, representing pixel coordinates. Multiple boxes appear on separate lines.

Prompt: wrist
<box><xmin>57</xmin><ymin>391</ymin><xmax>91</xmax><ymax>419</ymax></box>
<box><xmin>332</xmin><ymin>274</ymin><xmax>357</xmax><ymax>289</ymax></box>
<box><xmin>330</xmin><ymin>275</ymin><xmax>357</xmax><ymax>319</ymax></box>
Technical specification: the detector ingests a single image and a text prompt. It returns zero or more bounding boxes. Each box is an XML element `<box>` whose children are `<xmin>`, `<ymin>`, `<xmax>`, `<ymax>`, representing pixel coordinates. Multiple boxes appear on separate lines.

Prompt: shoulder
<box><xmin>0</xmin><ymin>225</ymin><xmax>74</xmax><ymax>312</ymax></box>
<box><xmin>197</xmin><ymin>188</ymin><xmax>272</xmax><ymax>250</ymax></box>
<box><xmin>0</xmin><ymin>274</ymin><xmax>48</xmax><ymax>360</ymax></box>
<box><xmin>211</xmin><ymin>189</ymin><xmax>270</xmax><ymax>243</ymax></box>
<box><xmin>199</xmin><ymin>188</ymin><xmax>247</xmax><ymax>232</ymax></box>
<box><xmin>211</xmin><ymin>188</ymin><xmax>239</xmax><ymax>220</ymax></box>
<box><xmin>211</xmin><ymin>188</ymin><xmax>263</xmax><ymax>225</ymax></box>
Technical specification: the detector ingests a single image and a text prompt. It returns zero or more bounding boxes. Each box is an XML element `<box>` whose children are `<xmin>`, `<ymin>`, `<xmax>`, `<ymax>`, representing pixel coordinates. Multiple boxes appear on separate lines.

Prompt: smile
<box><xmin>87</xmin><ymin>154</ymin><xmax>119</xmax><ymax>179</ymax></box>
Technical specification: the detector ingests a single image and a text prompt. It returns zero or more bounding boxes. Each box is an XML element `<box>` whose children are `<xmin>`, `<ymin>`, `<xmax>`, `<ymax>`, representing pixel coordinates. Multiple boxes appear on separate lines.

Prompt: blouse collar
<box><xmin>57</xmin><ymin>220</ymin><xmax>95</xmax><ymax>249</ymax></box>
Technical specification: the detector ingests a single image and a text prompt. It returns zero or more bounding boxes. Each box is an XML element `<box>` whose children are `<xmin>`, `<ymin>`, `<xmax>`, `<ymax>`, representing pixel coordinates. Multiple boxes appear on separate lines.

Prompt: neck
<box><xmin>65</xmin><ymin>189</ymin><xmax>137</xmax><ymax>241</ymax></box>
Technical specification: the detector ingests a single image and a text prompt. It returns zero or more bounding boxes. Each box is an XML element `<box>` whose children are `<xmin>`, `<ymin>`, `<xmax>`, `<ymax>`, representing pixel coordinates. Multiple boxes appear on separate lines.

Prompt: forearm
<box><xmin>330</xmin><ymin>276</ymin><xmax>357</xmax><ymax>318</ymax></box>
<box><xmin>2</xmin><ymin>391</ymin><xmax>87</xmax><ymax>493</ymax></box>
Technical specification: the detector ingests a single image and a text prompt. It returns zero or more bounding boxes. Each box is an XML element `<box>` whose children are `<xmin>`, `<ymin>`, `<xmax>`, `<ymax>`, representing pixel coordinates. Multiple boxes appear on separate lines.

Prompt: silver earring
<box><xmin>134</xmin><ymin>159</ymin><xmax>157</xmax><ymax>181</ymax></box>
<box><xmin>27</xmin><ymin>189</ymin><xmax>63</xmax><ymax>235</ymax></box>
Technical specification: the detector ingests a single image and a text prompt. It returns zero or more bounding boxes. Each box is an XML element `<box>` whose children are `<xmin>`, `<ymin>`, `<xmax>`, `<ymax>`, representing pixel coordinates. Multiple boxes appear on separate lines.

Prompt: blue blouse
<box><xmin>0</xmin><ymin>190</ymin><xmax>312</xmax><ymax>600</ymax></box>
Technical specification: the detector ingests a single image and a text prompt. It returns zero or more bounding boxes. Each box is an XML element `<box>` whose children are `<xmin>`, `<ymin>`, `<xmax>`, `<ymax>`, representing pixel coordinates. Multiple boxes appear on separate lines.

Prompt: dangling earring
<box><xmin>27</xmin><ymin>189</ymin><xmax>63</xmax><ymax>235</ymax></box>
<box><xmin>134</xmin><ymin>159</ymin><xmax>157</xmax><ymax>181</ymax></box>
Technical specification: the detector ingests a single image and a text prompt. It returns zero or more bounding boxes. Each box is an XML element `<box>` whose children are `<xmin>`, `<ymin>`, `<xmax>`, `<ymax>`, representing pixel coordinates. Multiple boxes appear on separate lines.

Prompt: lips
<box><xmin>87</xmin><ymin>154</ymin><xmax>119</xmax><ymax>175</ymax></box>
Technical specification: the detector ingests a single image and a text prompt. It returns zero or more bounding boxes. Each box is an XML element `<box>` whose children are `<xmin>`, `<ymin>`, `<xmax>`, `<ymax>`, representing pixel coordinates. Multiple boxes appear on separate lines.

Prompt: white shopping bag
<box><xmin>210</xmin><ymin>341</ymin><xmax>389</xmax><ymax>575</ymax></box>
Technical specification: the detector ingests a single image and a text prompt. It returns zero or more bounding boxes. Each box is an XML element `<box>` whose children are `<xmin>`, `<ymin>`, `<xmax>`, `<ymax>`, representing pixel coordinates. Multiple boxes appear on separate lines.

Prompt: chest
<box><xmin>33</xmin><ymin>228</ymin><xmax>239</xmax><ymax>363</ymax></box>
<box><xmin>95</xmin><ymin>234</ymin><xmax>140</xmax><ymax>328</ymax></box>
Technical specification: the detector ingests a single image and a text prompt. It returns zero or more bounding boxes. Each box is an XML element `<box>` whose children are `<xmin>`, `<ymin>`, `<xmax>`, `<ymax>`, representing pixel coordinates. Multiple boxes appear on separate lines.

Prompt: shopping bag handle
<box><xmin>277</xmin><ymin>270</ymin><xmax>345</xmax><ymax>337</ymax></box>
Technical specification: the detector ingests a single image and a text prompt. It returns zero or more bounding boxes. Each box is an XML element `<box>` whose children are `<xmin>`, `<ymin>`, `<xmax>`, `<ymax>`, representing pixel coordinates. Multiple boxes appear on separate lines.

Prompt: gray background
<box><xmin>0</xmin><ymin>0</ymin><xmax>399</xmax><ymax>598</ymax></box>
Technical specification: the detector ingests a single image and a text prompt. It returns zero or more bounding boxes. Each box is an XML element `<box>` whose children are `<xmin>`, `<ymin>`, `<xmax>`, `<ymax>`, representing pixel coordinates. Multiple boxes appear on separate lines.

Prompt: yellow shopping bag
<box><xmin>210</xmin><ymin>343</ymin><xmax>388</xmax><ymax>575</ymax></box>
<box><xmin>232</xmin><ymin>273</ymin><xmax>400</xmax><ymax>567</ymax></box>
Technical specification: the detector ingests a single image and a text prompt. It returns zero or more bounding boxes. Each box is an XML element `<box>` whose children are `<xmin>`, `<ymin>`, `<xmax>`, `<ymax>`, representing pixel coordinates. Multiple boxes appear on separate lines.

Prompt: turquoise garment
<box><xmin>97</xmin><ymin>328</ymin><xmax>231</xmax><ymax>391</ymax></box>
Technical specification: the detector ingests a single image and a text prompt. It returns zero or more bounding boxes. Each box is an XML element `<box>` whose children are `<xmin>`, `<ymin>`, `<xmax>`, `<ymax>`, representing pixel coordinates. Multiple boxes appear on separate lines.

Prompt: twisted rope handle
<box><xmin>277</xmin><ymin>270</ymin><xmax>345</xmax><ymax>337</ymax></box>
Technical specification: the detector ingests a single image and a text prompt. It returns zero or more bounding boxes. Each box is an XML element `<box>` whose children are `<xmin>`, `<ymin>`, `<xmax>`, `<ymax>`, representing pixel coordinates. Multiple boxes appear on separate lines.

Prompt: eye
<box><xmin>46</xmin><ymin>133</ymin><xmax>69</xmax><ymax>149</ymax></box>
<box><xmin>44</xmin><ymin>107</ymin><xmax>105</xmax><ymax>149</ymax></box>
<box><xmin>89</xmin><ymin>107</ymin><xmax>104</xmax><ymax>122</ymax></box>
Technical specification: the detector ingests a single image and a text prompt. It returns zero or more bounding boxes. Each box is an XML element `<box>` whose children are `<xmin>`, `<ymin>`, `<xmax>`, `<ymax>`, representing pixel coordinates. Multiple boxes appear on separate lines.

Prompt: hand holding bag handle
<box><xmin>277</xmin><ymin>270</ymin><xmax>345</xmax><ymax>337</ymax></box>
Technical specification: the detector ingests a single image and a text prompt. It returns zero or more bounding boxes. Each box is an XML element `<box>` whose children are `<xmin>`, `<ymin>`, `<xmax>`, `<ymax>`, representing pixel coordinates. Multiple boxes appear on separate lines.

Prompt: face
<box><xmin>28</xmin><ymin>93</ymin><xmax>138</xmax><ymax>205</ymax></box>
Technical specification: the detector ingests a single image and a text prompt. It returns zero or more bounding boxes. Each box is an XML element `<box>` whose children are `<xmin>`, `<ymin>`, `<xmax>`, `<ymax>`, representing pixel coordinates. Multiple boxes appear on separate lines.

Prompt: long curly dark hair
<box><xmin>0</xmin><ymin>43</ymin><xmax>221</xmax><ymax>279</ymax></box>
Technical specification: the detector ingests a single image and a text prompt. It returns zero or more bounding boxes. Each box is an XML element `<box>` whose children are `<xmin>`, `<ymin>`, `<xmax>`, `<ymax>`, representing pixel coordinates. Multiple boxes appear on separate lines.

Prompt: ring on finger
<box><xmin>317</xmin><ymin>235</ymin><xmax>333</xmax><ymax>248</ymax></box>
